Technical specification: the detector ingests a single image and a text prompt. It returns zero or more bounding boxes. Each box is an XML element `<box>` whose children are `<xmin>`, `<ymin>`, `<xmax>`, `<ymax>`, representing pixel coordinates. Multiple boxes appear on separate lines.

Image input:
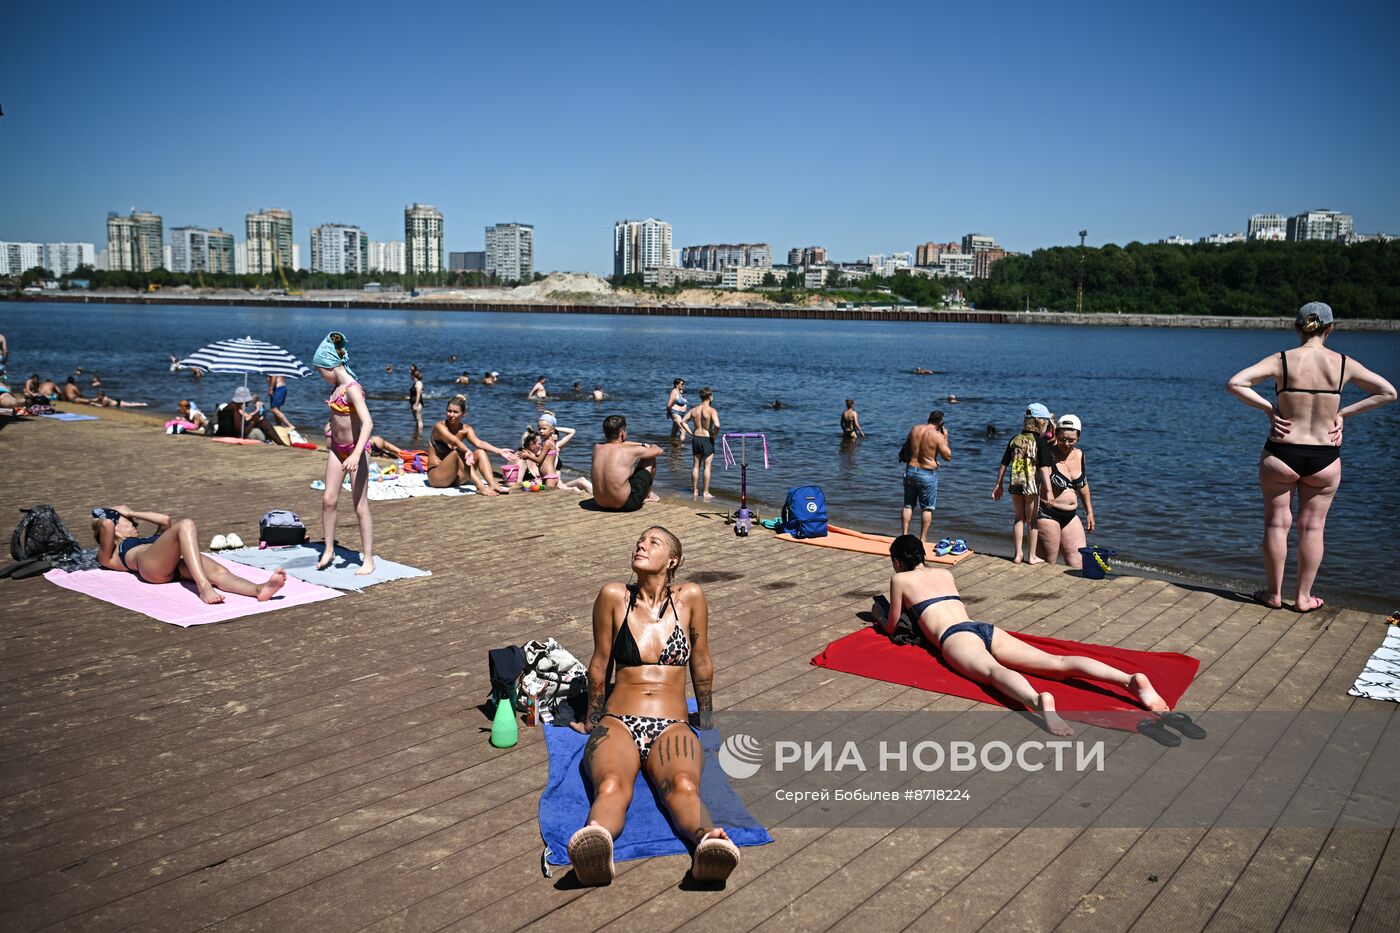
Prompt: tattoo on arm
<box><xmin>694</xmin><ymin>674</ymin><xmax>714</xmax><ymax>730</ymax></box>
<box><xmin>585</xmin><ymin>673</ymin><xmax>607</xmax><ymax>726</ymax></box>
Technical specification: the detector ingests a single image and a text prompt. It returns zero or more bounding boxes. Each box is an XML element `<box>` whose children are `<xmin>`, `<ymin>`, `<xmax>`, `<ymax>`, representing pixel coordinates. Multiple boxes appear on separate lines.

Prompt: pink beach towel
<box><xmin>43</xmin><ymin>555</ymin><xmax>342</xmax><ymax>627</ymax></box>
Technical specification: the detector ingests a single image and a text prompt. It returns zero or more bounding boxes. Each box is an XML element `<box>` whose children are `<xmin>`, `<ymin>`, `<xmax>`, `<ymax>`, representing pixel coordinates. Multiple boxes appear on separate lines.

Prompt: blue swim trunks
<box><xmin>269</xmin><ymin>385</ymin><xmax>288</xmax><ymax>409</ymax></box>
<box><xmin>903</xmin><ymin>466</ymin><xmax>939</xmax><ymax>512</ymax></box>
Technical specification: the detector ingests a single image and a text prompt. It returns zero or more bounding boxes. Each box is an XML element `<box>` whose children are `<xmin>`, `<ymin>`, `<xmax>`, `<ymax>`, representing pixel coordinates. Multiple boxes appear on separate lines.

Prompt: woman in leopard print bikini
<box><xmin>568</xmin><ymin>526</ymin><xmax>740</xmax><ymax>886</ymax></box>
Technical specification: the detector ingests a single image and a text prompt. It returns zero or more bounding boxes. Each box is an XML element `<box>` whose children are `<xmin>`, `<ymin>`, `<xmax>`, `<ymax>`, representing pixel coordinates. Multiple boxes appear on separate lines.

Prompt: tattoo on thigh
<box><xmin>584</xmin><ymin>723</ymin><xmax>610</xmax><ymax>770</ymax></box>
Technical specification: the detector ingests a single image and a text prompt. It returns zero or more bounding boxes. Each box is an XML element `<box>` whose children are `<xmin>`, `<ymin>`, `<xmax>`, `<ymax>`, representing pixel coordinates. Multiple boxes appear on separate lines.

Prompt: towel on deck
<box><xmin>777</xmin><ymin>524</ymin><xmax>972</xmax><ymax>564</ymax></box>
<box><xmin>365</xmin><ymin>474</ymin><xmax>476</xmax><ymax>501</ymax></box>
<box><xmin>42</xmin><ymin>555</ymin><xmax>341</xmax><ymax>627</ymax></box>
<box><xmin>220</xmin><ymin>543</ymin><xmax>430</xmax><ymax>592</ymax></box>
<box><xmin>1349</xmin><ymin>627</ymin><xmax>1400</xmax><ymax>702</ymax></box>
<box><xmin>812</xmin><ymin>626</ymin><xmax>1200</xmax><ymax>731</ymax></box>
<box><xmin>540</xmin><ymin>700</ymin><xmax>773</xmax><ymax>867</ymax></box>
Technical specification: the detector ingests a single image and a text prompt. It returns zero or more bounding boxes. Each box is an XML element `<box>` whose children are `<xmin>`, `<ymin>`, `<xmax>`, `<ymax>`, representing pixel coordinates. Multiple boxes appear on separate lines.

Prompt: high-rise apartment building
<box><xmin>170</xmin><ymin>226</ymin><xmax>234</xmax><ymax>274</ymax></box>
<box><xmin>310</xmin><ymin>224</ymin><xmax>370</xmax><ymax>274</ymax></box>
<box><xmin>105</xmin><ymin>211</ymin><xmax>163</xmax><ymax>272</ymax></box>
<box><xmin>133</xmin><ymin>211</ymin><xmax>164</xmax><ymax>272</ymax></box>
<box><xmin>246</xmin><ymin>208</ymin><xmax>295</xmax><ymax>274</ymax></box>
<box><xmin>1287</xmin><ymin>210</ymin><xmax>1353</xmax><ymax>242</ymax></box>
<box><xmin>613</xmin><ymin>219</ymin><xmax>672</xmax><ymax>277</ymax></box>
<box><xmin>681</xmin><ymin>243</ymin><xmax>772</xmax><ymax>272</ymax></box>
<box><xmin>916</xmin><ymin>242</ymin><xmax>960</xmax><ymax>266</ymax></box>
<box><xmin>0</xmin><ymin>242</ymin><xmax>45</xmax><ymax>276</ymax></box>
<box><xmin>485</xmin><ymin>223</ymin><xmax>534</xmax><ymax>281</ymax></box>
<box><xmin>404</xmin><ymin>203</ymin><xmax>444</xmax><ymax>274</ymax></box>
<box><xmin>368</xmin><ymin>241</ymin><xmax>406</xmax><ymax>275</ymax></box>
<box><xmin>961</xmin><ymin>233</ymin><xmax>999</xmax><ymax>254</ymax></box>
<box><xmin>973</xmin><ymin>248</ymin><xmax>1010</xmax><ymax>279</ymax></box>
<box><xmin>1247</xmin><ymin>214</ymin><xmax>1287</xmax><ymax>241</ymax></box>
<box><xmin>787</xmin><ymin>246</ymin><xmax>827</xmax><ymax>267</ymax></box>
<box><xmin>42</xmin><ymin>242</ymin><xmax>96</xmax><ymax>276</ymax></box>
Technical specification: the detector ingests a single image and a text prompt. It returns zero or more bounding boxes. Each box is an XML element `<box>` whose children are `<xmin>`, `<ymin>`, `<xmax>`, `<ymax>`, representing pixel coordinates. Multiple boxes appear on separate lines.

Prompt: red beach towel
<box><xmin>811</xmin><ymin>627</ymin><xmax>1200</xmax><ymax>731</ymax></box>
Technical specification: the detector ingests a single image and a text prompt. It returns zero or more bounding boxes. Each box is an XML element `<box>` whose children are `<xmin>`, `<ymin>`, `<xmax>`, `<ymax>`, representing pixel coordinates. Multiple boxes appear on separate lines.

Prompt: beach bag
<box><xmin>782</xmin><ymin>485</ymin><xmax>828</xmax><ymax>539</ymax></box>
<box><xmin>1007</xmin><ymin>431</ymin><xmax>1040</xmax><ymax>495</ymax></box>
<box><xmin>259</xmin><ymin>510</ymin><xmax>307</xmax><ymax>547</ymax></box>
<box><xmin>517</xmin><ymin>638</ymin><xmax>587</xmax><ymax>716</ymax></box>
<box><xmin>10</xmin><ymin>505</ymin><xmax>81</xmax><ymax>562</ymax></box>
<box><xmin>488</xmin><ymin>644</ymin><xmax>526</xmax><ymax>713</ymax></box>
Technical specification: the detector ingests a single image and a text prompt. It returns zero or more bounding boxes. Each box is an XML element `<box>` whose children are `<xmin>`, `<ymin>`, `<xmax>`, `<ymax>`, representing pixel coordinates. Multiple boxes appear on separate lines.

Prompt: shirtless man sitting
<box><xmin>61</xmin><ymin>377</ymin><xmax>87</xmax><ymax>403</ymax></box>
<box><xmin>591</xmin><ymin>415</ymin><xmax>663</xmax><ymax>512</ymax></box>
<box><xmin>900</xmin><ymin>409</ymin><xmax>952</xmax><ymax>542</ymax></box>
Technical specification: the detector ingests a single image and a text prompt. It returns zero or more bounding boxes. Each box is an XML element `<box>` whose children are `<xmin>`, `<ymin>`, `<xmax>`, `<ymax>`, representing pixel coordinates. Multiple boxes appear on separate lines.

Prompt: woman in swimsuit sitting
<box><xmin>1034</xmin><ymin>414</ymin><xmax>1094</xmax><ymax>568</ymax></box>
<box><xmin>874</xmin><ymin>534</ymin><xmax>1169</xmax><ymax>736</ymax></box>
<box><xmin>666</xmin><ymin>378</ymin><xmax>690</xmax><ymax>439</ymax></box>
<box><xmin>425</xmin><ymin>394</ymin><xmax>515</xmax><ymax>494</ymax></box>
<box><xmin>1227</xmin><ymin>302</ymin><xmax>1395</xmax><ymax>612</ymax></box>
<box><xmin>92</xmin><ymin>506</ymin><xmax>285</xmax><ymax>605</ymax></box>
<box><xmin>568</xmin><ymin>526</ymin><xmax>739</xmax><ymax>886</ymax></box>
<box><xmin>313</xmin><ymin>331</ymin><xmax>375</xmax><ymax>575</ymax></box>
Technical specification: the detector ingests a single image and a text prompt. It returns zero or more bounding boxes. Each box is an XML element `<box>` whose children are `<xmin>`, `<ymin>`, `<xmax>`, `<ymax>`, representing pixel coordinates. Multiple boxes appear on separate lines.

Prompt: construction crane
<box><xmin>275</xmin><ymin>254</ymin><xmax>302</xmax><ymax>296</ymax></box>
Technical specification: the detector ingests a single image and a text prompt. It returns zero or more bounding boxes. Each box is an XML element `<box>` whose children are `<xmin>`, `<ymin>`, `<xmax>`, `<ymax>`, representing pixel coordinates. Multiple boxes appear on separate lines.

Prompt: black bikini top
<box><xmin>612</xmin><ymin>585</ymin><xmax>689</xmax><ymax>668</ymax></box>
<box><xmin>1278</xmin><ymin>350</ymin><xmax>1346</xmax><ymax>395</ymax></box>
<box><xmin>1050</xmin><ymin>452</ymin><xmax>1087</xmax><ymax>492</ymax></box>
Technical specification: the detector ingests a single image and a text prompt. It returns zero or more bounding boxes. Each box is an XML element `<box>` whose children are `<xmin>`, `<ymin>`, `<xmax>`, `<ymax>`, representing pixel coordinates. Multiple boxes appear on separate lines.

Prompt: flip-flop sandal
<box><xmin>1137</xmin><ymin>719</ymin><xmax>1182</xmax><ymax>747</ymax></box>
<box><xmin>567</xmin><ymin>825</ymin><xmax>615</xmax><ymax>886</ymax></box>
<box><xmin>1293</xmin><ymin>597</ymin><xmax>1326</xmax><ymax>614</ymax></box>
<box><xmin>0</xmin><ymin>557</ymin><xmax>44</xmax><ymax>579</ymax></box>
<box><xmin>1160</xmin><ymin>712</ymin><xmax>1207</xmax><ymax>740</ymax></box>
<box><xmin>10</xmin><ymin>559</ymin><xmax>53</xmax><ymax>580</ymax></box>
<box><xmin>692</xmin><ymin>834</ymin><xmax>741</xmax><ymax>883</ymax></box>
<box><xmin>933</xmin><ymin>538</ymin><xmax>954</xmax><ymax>557</ymax></box>
<box><xmin>950</xmin><ymin>539</ymin><xmax>969</xmax><ymax>555</ymax></box>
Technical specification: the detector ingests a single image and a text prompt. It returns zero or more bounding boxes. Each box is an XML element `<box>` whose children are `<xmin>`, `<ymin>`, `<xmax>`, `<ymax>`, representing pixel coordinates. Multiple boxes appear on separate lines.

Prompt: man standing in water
<box><xmin>899</xmin><ymin>410</ymin><xmax>952</xmax><ymax>543</ymax></box>
<box><xmin>685</xmin><ymin>387</ymin><xmax>720</xmax><ymax>500</ymax></box>
<box><xmin>591</xmin><ymin>415</ymin><xmax>663</xmax><ymax>512</ymax></box>
<box><xmin>266</xmin><ymin>374</ymin><xmax>294</xmax><ymax>429</ymax></box>
<box><xmin>841</xmin><ymin>399</ymin><xmax>865</xmax><ymax>439</ymax></box>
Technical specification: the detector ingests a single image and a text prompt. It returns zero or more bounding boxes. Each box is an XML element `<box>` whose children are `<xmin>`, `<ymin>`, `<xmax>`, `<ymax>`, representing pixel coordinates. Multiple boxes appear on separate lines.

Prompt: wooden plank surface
<box><xmin>0</xmin><ymin>412</ymin><xmax>1394</xmax><ymax>932</ymax></box>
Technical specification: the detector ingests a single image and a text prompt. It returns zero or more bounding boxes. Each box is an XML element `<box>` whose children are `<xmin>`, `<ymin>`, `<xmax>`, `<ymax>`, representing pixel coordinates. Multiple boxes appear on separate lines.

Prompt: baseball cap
<box><xmin>1025</xmin><ymin>403</ymin><xmax>1051</xmax><ymax>419</ymax></box>
<box><xmin>1057</xmin><ymin>414</ymin><xmax>1082</xmax><ymax>432</ymax></box>
<box><xmin>1297</xmin><ymin>301</ymin><xmax>1333</xmax><ymax>326</ymax></box>
<box><xmin>231</xmin><ymin>386</ymin><xmax>254</xmax><ymax>403</ymax></box>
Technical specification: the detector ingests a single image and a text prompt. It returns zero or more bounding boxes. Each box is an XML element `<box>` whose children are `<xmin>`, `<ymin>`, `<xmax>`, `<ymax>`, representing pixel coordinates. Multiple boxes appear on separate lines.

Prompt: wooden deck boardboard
<box><xmin>1</xmin><ymin>414</ymin><xmax>1393</xmax><ymax>932</ymax></box>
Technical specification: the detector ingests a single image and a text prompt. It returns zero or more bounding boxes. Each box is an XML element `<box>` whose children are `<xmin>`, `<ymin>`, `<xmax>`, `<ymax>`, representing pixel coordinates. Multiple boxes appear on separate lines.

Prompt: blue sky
<box><xmin>2</xmin><ymin>0</ymin><xmax>1397</xmax><ymax>273</ymax></box>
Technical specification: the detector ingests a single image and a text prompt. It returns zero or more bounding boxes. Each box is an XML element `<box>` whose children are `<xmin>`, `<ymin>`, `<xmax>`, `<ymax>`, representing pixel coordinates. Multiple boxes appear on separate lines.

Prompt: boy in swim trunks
<box><xmin>684</xmin><ymin>387</ymin><xmax>720</xmax><ymax>500</ymax></box>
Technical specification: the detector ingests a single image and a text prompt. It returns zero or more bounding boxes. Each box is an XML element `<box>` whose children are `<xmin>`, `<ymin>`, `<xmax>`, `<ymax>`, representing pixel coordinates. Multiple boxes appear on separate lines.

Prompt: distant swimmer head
<box><xmin>889</xmin><ymin>534</ymin><xmax>926</xmax><ymax>571</ymax></box>
<box><xmin>1296</xmin><ymin>301</ymin><xmax>1334</xmax><ymax>335</ymax></box>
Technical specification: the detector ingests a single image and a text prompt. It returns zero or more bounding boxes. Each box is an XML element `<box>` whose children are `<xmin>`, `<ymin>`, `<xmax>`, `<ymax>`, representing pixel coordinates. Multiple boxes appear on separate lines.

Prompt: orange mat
<box><xmin>775</xmin><ymin>524</ymin><xmax>973</xmax><ymax>564</ymax></box>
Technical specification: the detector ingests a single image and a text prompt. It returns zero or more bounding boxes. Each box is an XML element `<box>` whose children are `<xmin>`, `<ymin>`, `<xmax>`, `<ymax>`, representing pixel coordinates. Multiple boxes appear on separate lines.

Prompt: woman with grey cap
<box><xmin>1227</xmin><ymin>301</ymin><xmax>1396</xmax><ymax>613</ymax></box>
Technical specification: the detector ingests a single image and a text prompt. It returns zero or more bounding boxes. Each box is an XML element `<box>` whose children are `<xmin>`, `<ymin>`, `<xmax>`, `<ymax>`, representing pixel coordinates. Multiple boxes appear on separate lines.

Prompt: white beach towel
<box><xmin>355</xmin><ymin>474</ymin><xmax>476</xmax><ymax>500</ymax></box>
<box><xmin>1348</xmin><ymin>627</ymin><xmax>1400</xmax><ymax>702</ymax></box>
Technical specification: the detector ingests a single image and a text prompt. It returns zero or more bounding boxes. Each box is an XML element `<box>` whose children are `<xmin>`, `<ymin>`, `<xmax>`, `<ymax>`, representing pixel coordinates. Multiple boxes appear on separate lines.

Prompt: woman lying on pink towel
<box><xmin>91</xmin><ymin>506</ymin><xmax>285</xmax><ymax>605</ymax></box>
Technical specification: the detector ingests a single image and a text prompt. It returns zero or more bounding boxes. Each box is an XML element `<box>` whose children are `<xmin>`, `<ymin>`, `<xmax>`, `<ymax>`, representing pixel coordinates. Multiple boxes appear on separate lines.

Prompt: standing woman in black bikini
<box><xmin>568</xmin><ymin>526</ymin><xmax>740</xmax><ymax>886</ymax></box>
<box><xmin>1035</xmin><ymin>414</ymin><xmax>1095</xmax><ymax>569</ymax></box>
<box><xmin>92</xmin><ymin>507</ymin><xmax>285</xmax><ymax>604</ymax></box>
<box><xmin>1227</xmin><ymin>302</ymin><xmax>1395</xmax><ymax>612</ymax></box>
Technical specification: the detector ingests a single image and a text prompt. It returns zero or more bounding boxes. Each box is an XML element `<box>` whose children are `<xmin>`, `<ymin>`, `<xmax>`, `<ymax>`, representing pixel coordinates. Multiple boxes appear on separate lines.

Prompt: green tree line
<box><xmin>966</xmin><ymin>240</ymin><xmax>1400</xmax><ymax>318</ymax></box>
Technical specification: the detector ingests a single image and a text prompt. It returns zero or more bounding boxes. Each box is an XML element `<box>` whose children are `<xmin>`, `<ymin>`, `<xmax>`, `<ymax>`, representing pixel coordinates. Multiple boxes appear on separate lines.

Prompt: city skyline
<box><xmin>1</xmin><ymin>1</ymin><xmax>1397</xmax><ymax>274</ymax></box>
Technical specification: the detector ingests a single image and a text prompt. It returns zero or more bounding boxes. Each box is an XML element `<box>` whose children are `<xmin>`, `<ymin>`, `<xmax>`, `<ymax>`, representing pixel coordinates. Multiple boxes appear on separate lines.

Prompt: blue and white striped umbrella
<box><xmin>179</xmin><ymin>336</ymin><xmax>311</xmax><ymax>379</ymax></box>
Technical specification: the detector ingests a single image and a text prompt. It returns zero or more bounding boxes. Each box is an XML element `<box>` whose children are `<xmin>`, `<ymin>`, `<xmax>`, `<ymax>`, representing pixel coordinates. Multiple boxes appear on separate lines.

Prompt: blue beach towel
<box><xmin>220</xmin><ymin>543</ymin><xmax>430</xmax><ymax>593</ymax></box>
<box><xmin>539</xmin><ymin>699</ymin><xmax>773</xmax><ymax>869</ymax></box>
<box><xmin>42</xmin><ymin>413</ymin><xmax>99</xmax><ymax>421</ymax></box>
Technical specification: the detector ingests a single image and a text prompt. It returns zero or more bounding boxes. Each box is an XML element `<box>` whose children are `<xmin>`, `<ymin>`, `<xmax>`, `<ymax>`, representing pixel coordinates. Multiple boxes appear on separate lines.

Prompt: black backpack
<box><xmin>11</xmin><ymin>505</ymin><xmax>82</xmax><ymax>562</ymax></box>
<box><xmin>487</xmin><ymin>645</ymin><xmax>526</xmax><ymax>712</ymax></box>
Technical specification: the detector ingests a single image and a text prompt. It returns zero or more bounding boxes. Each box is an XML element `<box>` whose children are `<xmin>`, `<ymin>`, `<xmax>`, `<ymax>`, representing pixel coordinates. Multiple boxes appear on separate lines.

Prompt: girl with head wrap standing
<box><xmin>313</xmin><ymin>332</ymin><xmax>375</xmax><ymax>575</ymax></box>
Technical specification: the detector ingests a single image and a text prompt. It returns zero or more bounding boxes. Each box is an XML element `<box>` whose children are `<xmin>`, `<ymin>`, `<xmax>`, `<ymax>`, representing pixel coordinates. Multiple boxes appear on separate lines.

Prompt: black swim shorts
<box><xmin>601</xmin><ymin>462</ymin><xmax>654</xmax><ymax>513</ymax></box>
<box><xmin>691</xmin><ymin>434</ymin><xmax>715</xmax><ymax>460</ymax></box>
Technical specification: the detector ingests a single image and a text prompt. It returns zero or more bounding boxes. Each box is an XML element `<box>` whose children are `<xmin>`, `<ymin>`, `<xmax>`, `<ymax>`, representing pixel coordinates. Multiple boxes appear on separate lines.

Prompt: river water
<box><xmin>7</xmin><ymin>301</ymin><xmax>1398</xmax><ymax>611</ymax></box>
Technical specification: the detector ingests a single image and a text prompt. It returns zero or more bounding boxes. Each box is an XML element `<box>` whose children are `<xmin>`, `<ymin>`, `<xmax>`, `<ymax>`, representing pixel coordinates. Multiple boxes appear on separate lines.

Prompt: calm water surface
<box><xmin>7</xmin><ymin>302</ymin><xmax>1399</xmax><ymax>611</ymax></box>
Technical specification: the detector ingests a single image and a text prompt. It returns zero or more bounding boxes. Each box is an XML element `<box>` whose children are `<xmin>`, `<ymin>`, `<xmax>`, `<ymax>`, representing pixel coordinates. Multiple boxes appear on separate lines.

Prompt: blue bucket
<box><xmin>1079</xmin><ymin>546</ymin><xmax>1117</xmax><ymax>580</ymax></box>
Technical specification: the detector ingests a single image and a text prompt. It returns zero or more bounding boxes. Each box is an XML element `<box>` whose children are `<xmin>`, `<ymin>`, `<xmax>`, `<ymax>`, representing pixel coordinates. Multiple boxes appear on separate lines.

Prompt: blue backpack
<box><xmin>782</xmin><ymin>485</ymin><xmax>828</xmax><ymax>538</ymax></box>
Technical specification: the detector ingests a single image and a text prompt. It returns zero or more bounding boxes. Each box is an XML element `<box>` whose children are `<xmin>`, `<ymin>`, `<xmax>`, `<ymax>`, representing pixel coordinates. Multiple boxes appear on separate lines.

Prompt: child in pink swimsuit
<box><xmin>313</xmin><ymin>332</ymin><xmax>375</xmax><ymax>576</ymax></box>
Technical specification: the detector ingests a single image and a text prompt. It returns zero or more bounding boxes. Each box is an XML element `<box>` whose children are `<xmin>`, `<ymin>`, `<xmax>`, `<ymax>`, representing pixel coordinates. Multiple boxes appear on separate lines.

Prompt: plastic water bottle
<box><xmin>489</xmin><ymin>692</ymin><xmax>518</xmax><ymax>748</ymax></box>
